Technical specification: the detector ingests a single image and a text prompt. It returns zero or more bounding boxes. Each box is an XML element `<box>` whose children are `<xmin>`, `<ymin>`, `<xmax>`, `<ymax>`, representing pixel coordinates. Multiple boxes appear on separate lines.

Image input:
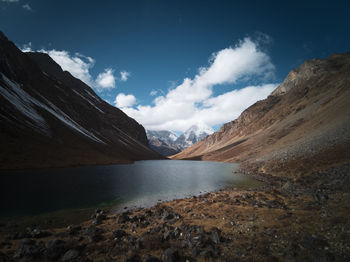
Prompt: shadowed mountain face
<box><xmin>173</xmin><ymin>53</ymin><xmax>350</xmax><ymax>177</ymax></box>
<box><xmin>0</xmin><ymin>31</ymin><xmax>162</xmax><ymax>169</ymax></box>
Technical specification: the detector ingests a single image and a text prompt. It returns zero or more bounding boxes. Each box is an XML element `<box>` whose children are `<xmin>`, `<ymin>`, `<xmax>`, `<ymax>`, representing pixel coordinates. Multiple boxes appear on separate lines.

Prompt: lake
<box><xmin>0</xmin><ymin>160</ymin><xmax>259</xmax><ymax>219</ymax></box>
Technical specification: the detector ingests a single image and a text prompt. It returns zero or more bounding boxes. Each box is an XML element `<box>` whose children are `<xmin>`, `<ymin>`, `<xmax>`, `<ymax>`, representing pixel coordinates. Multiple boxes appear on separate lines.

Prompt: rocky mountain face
<box><xmin>146</xmin><ymin>130</ymin><xmax>180</xmax><ymax>156</ymax></box>
<box><xmin>147</xmin><ymin>124</ymin><xmax>214</xmax><ymax>156</ymax></box>
<box><xmin>0</xmin><ymin>31</ymin><xmax>162</xmax><ymax>169</ymax></box>
<box><xmin>173</xmin><ymin>53</ymin><xmax>350</xmax><ymax>178</ymax></box>
<box><xmin>174</xmin><ymin>123</ymin><xmax>214</xmax><ymax>150</ymax></box>
<box><xmin>146</xmin><ymin>130</ymin><xmax>178</xmax><ymax>145</ymax></box>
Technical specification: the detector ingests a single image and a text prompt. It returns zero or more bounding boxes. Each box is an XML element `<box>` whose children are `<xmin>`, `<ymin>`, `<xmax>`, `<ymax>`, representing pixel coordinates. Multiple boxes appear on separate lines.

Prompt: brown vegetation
<box><xmin>172</xmin><ymin>53</ymin><xmax>350</xmax><ymax>179</ymax></box>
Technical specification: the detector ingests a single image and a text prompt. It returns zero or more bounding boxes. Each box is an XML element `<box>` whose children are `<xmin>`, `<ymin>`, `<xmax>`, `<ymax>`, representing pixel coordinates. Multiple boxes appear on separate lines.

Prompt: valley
<box><xmin>1</xmin><ymin>30</ymin><xmax>350</xmax><ymax>261</ymax></box>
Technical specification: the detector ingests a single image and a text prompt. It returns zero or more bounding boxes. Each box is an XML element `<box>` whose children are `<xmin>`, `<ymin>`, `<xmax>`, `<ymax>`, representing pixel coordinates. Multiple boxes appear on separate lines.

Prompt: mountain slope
<box><xmin>146</xmin><ymin>130</ymin><xmax>180</xmax><ymax>156</ymax></box>
<box><xmin>0</xmin><ymin>31</ymin><xmax>162</xmax><ymax>169</ymax></box>
<box><xmin>173</xmin><ymin>53</ymin><xmax>350</xmax><ymax>178</ymax></box>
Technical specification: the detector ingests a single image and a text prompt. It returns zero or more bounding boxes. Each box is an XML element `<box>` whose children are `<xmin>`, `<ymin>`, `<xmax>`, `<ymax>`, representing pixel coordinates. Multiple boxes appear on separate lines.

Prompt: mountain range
<box><xmin>2</xmin><ymin>29</ymin><xmax>350</xmax><ymax>177</ymax></box>
<box><xmin>173</xmin><ymin>53</ymin><xmax>350</xmax><ymax>179</ymax></box>
<box><xmin>0</xmin><ymin>31</ymin><xmax>162</xmax><ymax>169</ymax></box>
<box><xmin>146</xmin><ymin>130</ymin><xmax>180</xmax><ymax>156</ymax></box>
<box><xmin>146</xmin><ymin>123</ymin><xmax>214</xmax><ymax>156</ymax></box>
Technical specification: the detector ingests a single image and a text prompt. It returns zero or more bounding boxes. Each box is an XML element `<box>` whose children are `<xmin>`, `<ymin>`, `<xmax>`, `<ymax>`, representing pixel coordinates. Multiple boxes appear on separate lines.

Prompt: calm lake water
<box><xmin>0</xmin><ymin>160</ymin><xmax>258</xmax><ymax>218</ymax></box>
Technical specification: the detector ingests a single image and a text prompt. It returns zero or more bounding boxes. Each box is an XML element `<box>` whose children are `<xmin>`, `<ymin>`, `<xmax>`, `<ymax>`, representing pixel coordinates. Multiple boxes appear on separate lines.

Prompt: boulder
<box><xmin>61</xmin><ymin>249</ymin><xmax>79</xmax><ymax>262</ymax></box>
<box><xmin>13</xmin><ymin>238</ymin><xmax>40</xmax><ymax>259</ymax></box>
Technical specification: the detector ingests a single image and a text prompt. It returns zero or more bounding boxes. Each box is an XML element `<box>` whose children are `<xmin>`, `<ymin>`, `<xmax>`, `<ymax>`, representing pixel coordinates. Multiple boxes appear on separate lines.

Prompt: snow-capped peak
<box><xmin>174</xmin><ymin>122</ymin><xmax>214</xmax><ymax>149</ymax></box>
<box><xmin>168</xmin><ymin>132</ymin><xmax>178</xmax><ymax>141</ymax></box>
<box><xmin>146</xmin><ymin>130</ymin><xmax>179</xmax><ymax>142</ymax></box>
<box><xmin>146</xmin><ymin>124</ymin><xmax>214</xmax><ymax>153</ymax></box>
<box><xmin>183</xmin><ymin>122</ymin><xmax>214</xmax><ymax>139</ymax></box>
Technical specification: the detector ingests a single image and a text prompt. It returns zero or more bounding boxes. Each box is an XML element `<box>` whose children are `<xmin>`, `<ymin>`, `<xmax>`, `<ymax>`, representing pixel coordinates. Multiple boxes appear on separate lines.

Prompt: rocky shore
<box><xmin>1</xmin><ymin>164</ymin><xmax>350</xmax><ymax>262</ymax></box>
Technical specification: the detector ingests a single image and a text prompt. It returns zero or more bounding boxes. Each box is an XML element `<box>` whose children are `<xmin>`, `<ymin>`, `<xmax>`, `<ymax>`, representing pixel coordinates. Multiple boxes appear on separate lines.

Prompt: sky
<box><xmin>1</xmin><ymin>0</ymin><xmax>350</xmax><ymax>132</ymax></box>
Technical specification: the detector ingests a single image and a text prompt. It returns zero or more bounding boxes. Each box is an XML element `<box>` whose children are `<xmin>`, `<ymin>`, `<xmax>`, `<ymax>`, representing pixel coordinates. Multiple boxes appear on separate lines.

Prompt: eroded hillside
<box><xmin>173</xmin><ymin>53</ymin><xmax>350</xmax><ymax>178</ymax></box>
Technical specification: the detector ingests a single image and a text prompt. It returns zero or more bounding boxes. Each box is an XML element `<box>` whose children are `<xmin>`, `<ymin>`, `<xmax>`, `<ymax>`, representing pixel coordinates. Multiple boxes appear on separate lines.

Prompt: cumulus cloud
<box><xmin>20</xmin><ymin>45</ymin><xmax>123</xmax><ymax>92</ymax></box>
<box><xmin>120</xmin><ymin>71</ymin><xmax>130</xmax><ymax>81</ymax></box>
<box><xmin>122</xmin><ymin>84</ymin><xmax>276</xmax><ymax>131</ymax></box>
<box><xmin>42</xmin><ymin>50</ymin><xmax>95</xmax><ymax>85</ymax></box>
<box><xmin>118</xmin><ymin>37</ymin><xmax>278</xmax><ymax>132</ymax></box>
<box><xmin>193</xmin><ymin>38</ymin><xmax>274</xmax><ymax>87</ymax></box>
<box><xmin>114</xmin><ymin>93</ymin><xmax>136</xmax><ymax>108</ymax></box>
<box><xmin>96</xmin><ymin>68</ymin><xmax>116</xmax><ymax>89</ymax></box>
<box><xmin>22</xmin><ymin>3</ymin><xmax>32</xmax><ymax>11</ymax></box>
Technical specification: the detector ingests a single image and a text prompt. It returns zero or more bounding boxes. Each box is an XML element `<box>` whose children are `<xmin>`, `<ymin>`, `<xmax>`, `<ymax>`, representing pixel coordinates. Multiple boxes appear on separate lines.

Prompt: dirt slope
<box><xmin>173</xmin><ymin>53</ymin><xmax>350</xmax><ymax>177</ymax></box>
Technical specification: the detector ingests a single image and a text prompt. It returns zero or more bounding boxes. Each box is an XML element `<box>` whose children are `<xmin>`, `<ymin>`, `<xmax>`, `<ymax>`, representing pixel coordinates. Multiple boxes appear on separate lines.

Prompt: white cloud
<box><xmin>96</xmin><ymin>68</ymin><xmax>116</xmax><ymax>89</ymax></box>
<box><xmin>150</xmin><ymin>89</ymin><xmax>165</xmax><ymax>96</ymax></box>
<box><xmin>150</xmin><ymin>90</ymin><xmax>158</xmax><ymax>96</ymax></box>
<box><xmin>114</xmin><ymin>93</ymin><xmax>136</xmax><ymax>108</ymax></box>
<box><xmin>120</xmin><ymin>71</ymin><xmax>130</xmax><ymax>81</ymax></box>
<box><xmin>42</xmin><ymin>50</ymin><xmax>95</xmax><ymax>86</ymax></box>
<box><xmin>1</xmin><ymin>0</ymin><xmax>19</xmax><ymax>2</ymax></box>
<box><xmin>22</xmin><ymin>3</ymin><xmax>32</xmax><ymax>11</ymax></box>
<box><xmin>21</xmin><ymin>42</ymin><xmax>32</xmax><ymax>52</ymax></box>
<box><xmin>118</xmin><ymin>37</ymin><xmax>278</xmax><ymax>132</ymax></box>
<box><xmin>192</xmin><ymin>84</ymin><xmax>277</xmax><ymax>126</ymax></box>
<box><xmin>20</xmin><ymin>45</ymin><xmax>124</xmax><ymax>92</ymax></box>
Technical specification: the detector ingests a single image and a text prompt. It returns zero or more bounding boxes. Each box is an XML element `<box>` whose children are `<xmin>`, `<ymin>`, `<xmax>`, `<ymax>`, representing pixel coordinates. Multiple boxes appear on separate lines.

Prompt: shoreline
<box><xmin>1</xmin><ymin>166</ymin><xmax>349</xmax><ymax>261</ymax></box>
<box><xmin>0</xmin><ymin>160</ymin><xmax>247</xmax><ymax>226</ymax></box>
<box><xmin>0</xmin><ymin>165</ymin><xmax>261</xmax><ymax>232</ymax></box>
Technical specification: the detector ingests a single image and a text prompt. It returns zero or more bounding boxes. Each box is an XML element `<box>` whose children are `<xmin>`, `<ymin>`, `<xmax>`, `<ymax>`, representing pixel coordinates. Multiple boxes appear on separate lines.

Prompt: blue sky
<box><xmin>1</xmin><ymin>0</ymin><xmax>350</xmax><ymax>132</ymax></box>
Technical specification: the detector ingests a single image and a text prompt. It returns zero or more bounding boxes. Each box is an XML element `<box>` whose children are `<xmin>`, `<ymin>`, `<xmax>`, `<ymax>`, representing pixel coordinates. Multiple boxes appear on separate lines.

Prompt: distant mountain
<box><xmin>173</xmin><ymin>53</ymin><xmax>350</xmax><ymax>178</ymax></box>
<box><xmin>174</xmin><ymin>123</ymin><xmax>214</xmax><ymax>150</ymax></box>
<box><xmin>146</xmin><ymin>124</ymin><xmax>214</xmax><ymax>156</ymax></box>
<box><xmin>147</xmin><ymin>130</ymin><xmax>178</xmax><ymax>144</ymax></box>
<box><xmin>0</xmin><ymin>31</ymin><xmax>162</xmax><ymax>169</ymax></box>
<box><xmin>146</xmin><ymin>130</ymin><xmax>181</xmax><ymax>156</ymax></box>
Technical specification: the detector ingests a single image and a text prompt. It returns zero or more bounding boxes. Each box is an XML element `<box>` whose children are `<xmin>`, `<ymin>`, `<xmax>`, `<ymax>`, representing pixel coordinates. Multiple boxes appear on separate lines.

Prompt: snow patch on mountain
<box><xmin>0</xmin><ymin>74</ymin><xmax>104</xmax><ymax>143</ymax></box>
<box><xmin>146</xmin><ymin>130</ymin><xmax>181</xmax><ymax>156</ymax></box>
<box><xmin>146</xmin><ymin>130</ymin><xmax>179</xmax><ymax>143</ymax></box>
<box><xmin>183</xmin><ymin>123</ymin><xmax>214</xmax><ymax>140</ymax></box>
<box><xmin>0</xmin><ymin>74</ymin><xmax>49</xmax><ymax>133</ymax></box>
<box><xmin>72</xmin><ymin>89</ymin><xmax>104</xmax><ymax>114</ymax></box>
<box><xmin>36</xmin><ymin>94</ymin><xmax>105</xmax><ymax>144</ymax></box>
<box><xmin>169</xmin><ymin>133</ymin><xmax>178</xmax><ymax>141</ymax></box>
<box><xmin>176</xmin><ymin>123</ymin><xmax>214</xmax><ymax>149</ymax></box>
<box><xmin>147</xmin><ymin>123</ymin><xmax>215</xmax><ymax>155</ymax></box>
